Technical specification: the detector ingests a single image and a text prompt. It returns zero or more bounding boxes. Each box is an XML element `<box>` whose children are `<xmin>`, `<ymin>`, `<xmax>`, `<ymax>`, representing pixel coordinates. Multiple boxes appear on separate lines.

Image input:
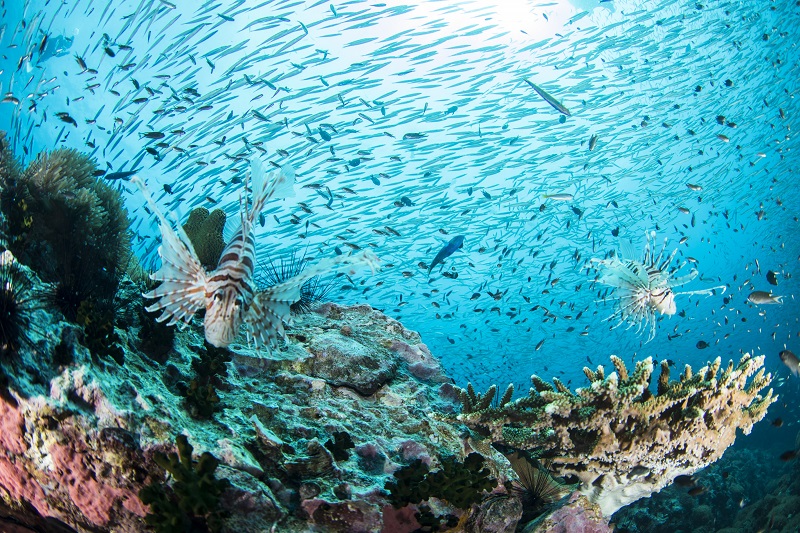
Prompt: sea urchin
<box><xmin>0</xmin><ymin>250</ymin><xmax>38</xmax><ymax>355</ymax></box>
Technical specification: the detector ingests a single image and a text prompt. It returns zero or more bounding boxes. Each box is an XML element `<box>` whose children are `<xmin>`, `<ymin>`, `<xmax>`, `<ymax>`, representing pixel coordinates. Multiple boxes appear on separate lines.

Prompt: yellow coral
<box><xmin>182</xmin><ymin>207</ymin><xmax>226</xmax><ymax>269</ymax></box>
<box><xmin>455</xmin><ymin>354</ymin><xmax>774</xmax><ymax>516</ymax></box>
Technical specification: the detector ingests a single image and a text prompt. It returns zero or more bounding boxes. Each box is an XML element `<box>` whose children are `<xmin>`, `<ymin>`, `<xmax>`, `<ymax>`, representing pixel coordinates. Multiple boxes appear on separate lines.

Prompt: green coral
<box><xmin>180</xmin><ymin>342</ymin><xmax>231</xmax><ymax>419</ymax></box>
<box><xmin>324</xmin><ymin>431</ymin><xmax>355</xmax><ymax>462</ymax></box>
<box><xmin>386</xmin><ymin>452</ymin><xmax>497</xmax><ymax>510</ymax></box>
<box><xmin>182</xmin><ymin>207</ymin><xmax>226</xmax><ymax>269</ymax></box>
<box><xmin>0</xmin><ymin>144</ymin><xmax>131</xmax><ymax>324</ymax></box>
<box><xmin>139</xmin><ymin>434</ymin><xmax>230</xmax><ymax>533</ymax></box>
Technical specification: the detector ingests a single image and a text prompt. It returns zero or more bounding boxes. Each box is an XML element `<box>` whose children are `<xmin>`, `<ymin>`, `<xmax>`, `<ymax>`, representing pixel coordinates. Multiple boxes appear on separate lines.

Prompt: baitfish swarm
<box><xmin>133</xmin><ymin>158</ymin><xmax>379</xmax><ymax>349</ymax></box>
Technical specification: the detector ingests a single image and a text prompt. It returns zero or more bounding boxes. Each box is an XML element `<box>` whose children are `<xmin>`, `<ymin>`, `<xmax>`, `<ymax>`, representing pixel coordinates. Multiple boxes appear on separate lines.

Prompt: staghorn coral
<box><xmin>454</xmin><ymin>354</ymin><xmax>774</xmax><ymax>516</ymax></box>
<box><xmin>181</xmin><ymin>207</ymin><xmax>226</xmax><ymax>270</ymax></box>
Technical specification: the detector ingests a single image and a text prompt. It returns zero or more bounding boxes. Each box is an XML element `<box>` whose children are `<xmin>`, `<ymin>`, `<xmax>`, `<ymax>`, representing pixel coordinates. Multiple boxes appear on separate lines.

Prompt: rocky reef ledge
<box><xmin>0</xmin><ymin>270</ymin><xmax>614</xmax><ymax>533</ymax></box>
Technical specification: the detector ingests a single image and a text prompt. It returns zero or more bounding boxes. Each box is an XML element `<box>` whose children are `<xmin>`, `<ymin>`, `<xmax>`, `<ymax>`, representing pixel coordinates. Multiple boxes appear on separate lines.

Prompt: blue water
<box><xmin>2</xmin><ymin>0</ymin><xmax>798</xmax><ymax>463</ymax></box>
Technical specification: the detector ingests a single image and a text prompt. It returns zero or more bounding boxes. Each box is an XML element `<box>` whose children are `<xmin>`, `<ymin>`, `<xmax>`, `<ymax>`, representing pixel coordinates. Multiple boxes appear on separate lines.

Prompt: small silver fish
<box><xmin>543</xmin><ymin>193</ymin><xmax>573</xmax><ymax>201</ymax></box>
<box><xmin>780</xmin><ymin>349</ymin><xmax>799</xmax><ymax>377</ymax></box>
<box><xmin>748</xmin><ymin>291</ymin><xmax>783</xmax><ymax>305</ymax></box>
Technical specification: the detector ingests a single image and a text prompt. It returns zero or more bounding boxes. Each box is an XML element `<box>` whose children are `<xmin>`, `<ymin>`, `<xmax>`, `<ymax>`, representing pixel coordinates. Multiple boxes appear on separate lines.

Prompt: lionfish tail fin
<box><xmin>244</xmin><ymin>250</ymin><xmax>380</xmax><ymax>351</ymax></box>
<box><xmin>132</xmin><ymin>176</ymin><xmax>207</xmax><ymax>326</ymax></box>
<box><xmin>249</xmin><ymin>158</ymin><xmax>295</xmax><ymax>224</ymax></box>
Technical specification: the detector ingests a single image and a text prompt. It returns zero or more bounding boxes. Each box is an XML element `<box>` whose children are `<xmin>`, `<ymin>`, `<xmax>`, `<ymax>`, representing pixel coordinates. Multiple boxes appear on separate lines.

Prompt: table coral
<box><xmin>454</xmin><ymin>354</ymin><xmax>774</xmax><ymax>516</ymax></box>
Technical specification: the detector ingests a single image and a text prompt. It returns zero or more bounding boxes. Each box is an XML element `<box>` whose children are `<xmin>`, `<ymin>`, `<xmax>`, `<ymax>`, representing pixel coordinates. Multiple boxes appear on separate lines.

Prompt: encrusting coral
<box><xmin>453</xmin><ymin>354</ymin><xmax>774</xmax><ymax>516</ymax></box>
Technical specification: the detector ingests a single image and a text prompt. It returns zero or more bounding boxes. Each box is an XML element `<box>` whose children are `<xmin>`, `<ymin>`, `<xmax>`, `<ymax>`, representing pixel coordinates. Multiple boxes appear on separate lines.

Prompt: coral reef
<box><xmin>139</xmin><ymin>434</ymin><xmax>231</xmax><ymax>533</ymax></box>
<box><xmin>0</xmin><ymin>300</ymin><xmax>527</xmax><ymax>532</ymax></box>
<box><xmin>181</xmin><ymin>207</ymin><xmax>226</xmax><ymax>270</ymax></box>
<box><xmin>454</xmin><ymin>354</ymin><xmax>774</xmax><ymax>515</ymax></box>
<box><xmin>612</xmin><ymin>445</ymin><xmax>800</xmax><ymax>533</ymax></box>
<box><xmin>0</xmin><ymin>146</ymin><xmax>130</xmax><ymax>318</ymax></box>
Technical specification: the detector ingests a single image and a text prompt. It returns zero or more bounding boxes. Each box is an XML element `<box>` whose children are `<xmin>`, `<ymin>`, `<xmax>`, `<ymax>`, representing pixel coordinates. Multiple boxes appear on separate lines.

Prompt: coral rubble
<box><xmin>454</xmin><ymin>355</ymin><xmax>774</xmax><ymax>515</ymax></box>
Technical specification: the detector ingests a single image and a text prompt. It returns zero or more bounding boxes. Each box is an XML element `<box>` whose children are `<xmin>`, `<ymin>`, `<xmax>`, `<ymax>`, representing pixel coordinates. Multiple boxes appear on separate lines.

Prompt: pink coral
<box><xmin>48</xmin><ymin>440</ymin><xmax>146</xmax><ymax>525</ymax></box>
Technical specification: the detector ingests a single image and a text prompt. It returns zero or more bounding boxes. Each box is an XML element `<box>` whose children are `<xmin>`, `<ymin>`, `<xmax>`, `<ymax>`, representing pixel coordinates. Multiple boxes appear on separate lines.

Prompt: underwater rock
<box><xmin>306</xmin><ymin>330</ymin><xmax>399</xmax><ymax>395</ymax></box>
<box><xmin>521</xmin><ymin>493</ymin><xmax>612</xmax><ymax>533</ymax></box>
<box><xmin>0</xmin><ymin>300</ymin><xmax>519</xmax><ymax>532</ymax></box>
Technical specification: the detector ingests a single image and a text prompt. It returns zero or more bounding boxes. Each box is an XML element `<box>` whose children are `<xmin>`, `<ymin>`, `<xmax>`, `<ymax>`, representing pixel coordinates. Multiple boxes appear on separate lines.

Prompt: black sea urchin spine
<box><xmin>0</xmin><ymin>256</ymin><xmax>37</xmax><ymax>355</ymax></box>
<box><xmin>257</xmin><ymin>248</ymin><xmax>334</xmax><ymax>314</ymax></box>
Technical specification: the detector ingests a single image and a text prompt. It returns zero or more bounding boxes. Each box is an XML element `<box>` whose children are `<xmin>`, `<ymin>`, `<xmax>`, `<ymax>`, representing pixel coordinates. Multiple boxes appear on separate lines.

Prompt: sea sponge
<box><xmin>0</xmin><ymin>145</ymin><xmax>131</xmax><ymax>322</ymax></box>
<box><xmin>182</xmin><ymin>207</ymin><xmax>226</xmax><ymax>269</ymax></box>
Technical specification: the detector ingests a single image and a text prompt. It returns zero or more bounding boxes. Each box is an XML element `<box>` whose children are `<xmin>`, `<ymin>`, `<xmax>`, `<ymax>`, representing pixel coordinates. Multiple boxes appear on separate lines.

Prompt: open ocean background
<box><xmin>1</xmin><ymin>0</ymin><xmax>798</xmax><ymax>486</ymax></box>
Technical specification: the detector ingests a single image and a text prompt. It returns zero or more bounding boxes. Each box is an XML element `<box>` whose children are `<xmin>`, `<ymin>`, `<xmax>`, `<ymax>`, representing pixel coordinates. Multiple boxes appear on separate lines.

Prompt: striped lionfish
<box><xmin>132</xmin><ymin>159</ymin><xmax>379</xmax><ymax>349</ymax></box>
<box><xmin>593</xmin><ymin>231</ymin><xmax>724</xmax><ymax>342</ymax></box>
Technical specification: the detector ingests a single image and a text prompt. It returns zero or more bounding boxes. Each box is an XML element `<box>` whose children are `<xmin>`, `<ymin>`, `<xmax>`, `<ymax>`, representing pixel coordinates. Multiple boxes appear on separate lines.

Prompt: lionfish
<box><xmin>593</xmin><ymin>231</ymin><xmax>724</xmax><ymax>342</ymax></box>
<box><xmin>132</xmin><ymin>158</ymin><xmax>379</xmax><ymax>349</ymax></box>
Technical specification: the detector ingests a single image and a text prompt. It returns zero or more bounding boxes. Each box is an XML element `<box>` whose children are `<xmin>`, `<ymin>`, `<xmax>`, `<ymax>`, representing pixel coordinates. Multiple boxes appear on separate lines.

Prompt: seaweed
<box><xmin>139</xmin><ymin>435</ymin><xmax>230</xmax><ymax>533</ymax></box>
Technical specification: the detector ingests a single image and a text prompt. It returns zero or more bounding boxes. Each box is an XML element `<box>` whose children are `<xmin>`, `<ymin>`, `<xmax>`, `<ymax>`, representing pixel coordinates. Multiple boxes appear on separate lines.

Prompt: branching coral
<box><xmin>139</xmin><ymin>434</ymin><xmax>231</xmax><ymax>533</ymax></box>
<box><xmin>454</xmin><ymin>354</ymin><xmax>774</xmax><ymax>516</ymax></box>
<box><xmin>181</xmin><ymin>207</ymin><xmax>226</xmax><ymax>270</ymax></box>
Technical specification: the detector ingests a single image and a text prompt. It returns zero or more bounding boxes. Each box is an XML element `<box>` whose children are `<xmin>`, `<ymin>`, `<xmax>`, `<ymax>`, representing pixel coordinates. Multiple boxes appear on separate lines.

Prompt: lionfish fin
<box><xmin>132</xmin><ymin>176</ymin><xmax>207</xmax><ymax>326</ymax></box>
<box><xmin>244</xmin><ymin>250</ymin><xmax>380</xmax><ymax>350</ymax></box>
<box><xmin>244</xmin><ymin>285</ymin><xmax>297</xmax><ymax>349</ymax></box>
<box><xmin>249</xmin><ymin>158</ymin><xmax>295</xmax><ymax>226</ymax></box>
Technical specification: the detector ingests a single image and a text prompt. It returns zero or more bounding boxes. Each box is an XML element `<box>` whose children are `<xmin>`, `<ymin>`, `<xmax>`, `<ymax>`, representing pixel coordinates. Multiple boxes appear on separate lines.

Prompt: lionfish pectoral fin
<box><xmin>133</xmin><ymin>176</ymin><xmax>207</xmax><ymax>326</ymax></box>
<box><xmin>248</xmin><ymin>158</ymin><xmax>296</xmax><ymax>224</ymax></box>
<box><xmin>244</xmin><ymin>250</ymin><xmax>380</xmax><ymax>351</ymax></box>
<box><xmin>245</xmin><ymin>284</ymin><xmax>301</xmax><ymax>349</ymax></box>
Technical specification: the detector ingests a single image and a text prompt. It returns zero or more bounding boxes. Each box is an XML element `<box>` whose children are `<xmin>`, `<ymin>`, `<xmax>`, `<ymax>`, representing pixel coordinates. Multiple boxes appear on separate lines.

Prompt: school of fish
<box><xmin>0</xmin><ymin>0</ymin><xmax>797</xmax><ymax>392</ymax></box>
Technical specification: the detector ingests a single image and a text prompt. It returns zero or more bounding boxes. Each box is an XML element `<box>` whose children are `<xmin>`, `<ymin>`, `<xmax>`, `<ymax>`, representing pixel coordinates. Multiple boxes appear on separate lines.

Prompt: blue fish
<box><xmin>428</xmin><ymin>235</ymin><xmax>465</xmax><ymax>275</ymax></box>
